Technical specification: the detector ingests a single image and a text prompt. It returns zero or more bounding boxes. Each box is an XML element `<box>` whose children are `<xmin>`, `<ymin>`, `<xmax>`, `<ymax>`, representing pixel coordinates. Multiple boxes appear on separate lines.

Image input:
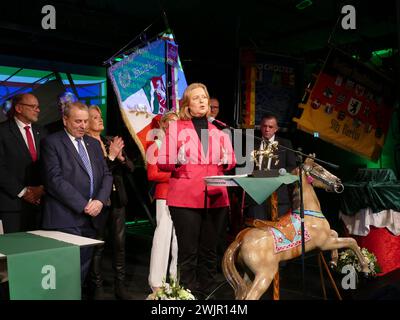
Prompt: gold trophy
<box><xmin>250</xmin><ymin>141</ymin><xmax>280</xmax><ymax>177</ymax></box>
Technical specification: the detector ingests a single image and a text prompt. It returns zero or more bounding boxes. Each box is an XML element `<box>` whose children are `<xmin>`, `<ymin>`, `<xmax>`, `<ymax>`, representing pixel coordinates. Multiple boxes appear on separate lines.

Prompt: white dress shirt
<box><xmin>14</xmin><ymin>117</ymin><xmax>36</xmax><ymax>198</ymax></box>
<box><xmin>14</xmin><ymin>117</ymin><xmax>36</xmax><ymax>150</ymax></box>
<box><xmin>65</xmin><ymin>130</ymin><xmax>90</xmax><ymax>157</ymax></box>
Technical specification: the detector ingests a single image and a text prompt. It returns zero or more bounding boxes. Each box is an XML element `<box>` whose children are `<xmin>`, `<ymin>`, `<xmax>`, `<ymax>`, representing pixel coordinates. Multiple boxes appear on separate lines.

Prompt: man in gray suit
<box><xmin>0</xmin><ymin>93</ymin><xmax>47</xmax><ymax>233</ymax></box>
<box><xmin>41</xmin><ymin>101</ymin><xmax>112</xmax><ymax>283</ymax></box>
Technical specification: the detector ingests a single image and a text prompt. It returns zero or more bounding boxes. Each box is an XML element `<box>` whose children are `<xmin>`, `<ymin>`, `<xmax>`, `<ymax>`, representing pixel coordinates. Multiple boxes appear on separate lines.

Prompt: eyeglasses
<box><xmin>210</xmin><ymin>106</ymin><xmax>219</xmax><ymax>110</ymax></box>
<box><xmin>19</xmin><ymin>103</ymin><xmax>40</xmax><ymax>110</ymax></box>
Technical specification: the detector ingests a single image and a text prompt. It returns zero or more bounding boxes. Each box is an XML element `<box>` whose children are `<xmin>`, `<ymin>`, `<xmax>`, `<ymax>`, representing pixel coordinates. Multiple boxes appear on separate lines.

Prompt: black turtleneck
<box><xmin>191</xmin><ymin>116</ymin><xmax>208</xmax><ymax>154</ymax></box>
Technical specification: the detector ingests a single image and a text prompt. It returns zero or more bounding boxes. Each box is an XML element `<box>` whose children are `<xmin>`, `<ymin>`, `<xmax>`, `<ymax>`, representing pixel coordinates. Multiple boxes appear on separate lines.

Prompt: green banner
<box><xmin>234</xmin><ymin>174</ymin><xmax>298</xmax><ymax>204</ymax></box>
<box><xmin>0</xmin><ymin>233</ymin><xmax>80</xmax><ymax>300</ymax></box>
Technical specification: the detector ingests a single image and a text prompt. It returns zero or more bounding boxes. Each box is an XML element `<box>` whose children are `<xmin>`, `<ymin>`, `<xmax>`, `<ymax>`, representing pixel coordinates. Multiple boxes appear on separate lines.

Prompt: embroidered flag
<box><xmin>108</xmin><ymin>35</ymin><xmax>187</xmax><ymax>161</ymax></box>
<box><xmin>294</xmin><ymin>49</ymin><xmax>395</xmax><ymax>160</ymax></box>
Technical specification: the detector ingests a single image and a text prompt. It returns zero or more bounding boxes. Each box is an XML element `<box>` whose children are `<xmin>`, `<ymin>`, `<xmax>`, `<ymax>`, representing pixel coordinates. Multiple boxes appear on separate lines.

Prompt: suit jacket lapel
<box><xmin>61</xmin><ymin>131</ymin><xmax>89</xmax><ymax>175</ymax></box>
<box><xmin>9</xmin><ymin>119</ymin><xmax>32</xmax><ymax>160</ymax></box>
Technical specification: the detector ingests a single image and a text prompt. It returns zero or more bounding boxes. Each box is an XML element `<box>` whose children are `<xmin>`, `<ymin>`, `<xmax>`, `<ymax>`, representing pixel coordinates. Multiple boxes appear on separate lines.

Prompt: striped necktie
<box><xmin>76</xmin><ymin>138</ymin><xmax>94</xmax><ymax>198</ymax></box>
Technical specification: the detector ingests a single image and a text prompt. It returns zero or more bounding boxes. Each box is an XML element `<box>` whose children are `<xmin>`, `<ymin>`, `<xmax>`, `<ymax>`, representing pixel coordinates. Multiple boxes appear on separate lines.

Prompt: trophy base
<box><xmin>250</xmin><ymin>169</ymin><xmax>279</xmax><ymax>178</ymax></box>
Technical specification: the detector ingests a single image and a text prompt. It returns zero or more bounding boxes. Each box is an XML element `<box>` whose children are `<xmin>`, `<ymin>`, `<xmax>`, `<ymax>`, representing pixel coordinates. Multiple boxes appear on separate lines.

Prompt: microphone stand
<box><xmin>296</xmin><ymin>150</ymin><xmax>306</xmax><ymax>296</ymax></box>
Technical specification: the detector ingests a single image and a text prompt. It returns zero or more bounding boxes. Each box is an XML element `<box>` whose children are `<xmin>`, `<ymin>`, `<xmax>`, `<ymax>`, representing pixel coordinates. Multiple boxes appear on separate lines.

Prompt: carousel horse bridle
<box><xmin>302</xmin><ymin>161</ymin><xmax>344</xmax><ymax>193</ymax></box>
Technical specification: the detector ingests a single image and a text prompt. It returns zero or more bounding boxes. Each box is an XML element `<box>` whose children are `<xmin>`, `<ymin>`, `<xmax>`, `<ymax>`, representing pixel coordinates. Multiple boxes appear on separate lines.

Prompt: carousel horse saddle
<box><xmin>245</xmin><ymin>212</ymin><xmax>296</xmax><ymax>241</ymax></box>
<box><xmin>246</xmin><ymin>212</ymin><xmax>311</xmax><ymax>253</ymax></box>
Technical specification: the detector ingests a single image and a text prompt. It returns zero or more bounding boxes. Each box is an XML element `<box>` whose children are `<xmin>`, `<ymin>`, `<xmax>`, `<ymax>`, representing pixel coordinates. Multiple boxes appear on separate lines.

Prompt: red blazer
<box><xmin>147</xmin><ymin>140</ymin><xmax>170</xmax><ymax>200</ymax></box>
<box><xmin>157</xmin><ymin>120</ymin><xmax>236</xmax><ymax>209</ymax></box>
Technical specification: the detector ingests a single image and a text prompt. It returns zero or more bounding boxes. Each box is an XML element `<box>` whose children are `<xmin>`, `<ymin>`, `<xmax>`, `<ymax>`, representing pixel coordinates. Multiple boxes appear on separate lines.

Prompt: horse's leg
<box><xmin>245</xmin><ymin>263</ymin><xmax>279</xmax><ymax>300</ymax></box>
<box><xmin>223</xmin><ymin>239</ymin><xmax>248</xmax><ymax>300</ymax></box>
<box><xmin>329</xmin><ymin>230</ymin><xmax>339</xmax><ymax>269</ymax></box>
<box><xmin>320</xmin><ymin>236</ymin><xmax>370</xmax><ymax>274</ymax></box>
<box><xmin>243</xmin><ymin>272</ymin><xmax>252</xmax><ymax>288</ymax></box>
<box><xmin>235</xmin><ymin>257</ymin><xmax>251</xmax><ymax>300</ymax></box>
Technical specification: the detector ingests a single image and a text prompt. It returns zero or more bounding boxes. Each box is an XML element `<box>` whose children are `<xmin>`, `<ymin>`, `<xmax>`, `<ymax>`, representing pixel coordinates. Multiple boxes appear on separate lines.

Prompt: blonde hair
<box><xmin>160</xmin><ymin>111</ymin><xmax>179</xmax><ymax>131</ymax></box>
<box><xmin>88</xmin><ymin>104</ymin><xmax>102</xmax><ymax>116</ymax></box>
<box><xmin>179</xmin><ymin>83</ymin><xmax>210</xmax><ymax>120</ymax></box>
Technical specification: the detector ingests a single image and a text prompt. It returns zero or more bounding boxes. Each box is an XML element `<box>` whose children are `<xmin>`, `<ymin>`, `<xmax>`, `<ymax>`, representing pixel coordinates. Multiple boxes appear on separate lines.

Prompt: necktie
<box><xmin>24</xmin><ymin>126</ymin><xmax>37</xmax><ymax>162</ymax></box>
<box><xmin>76</xmin><ymin>138</ymin><xmax>94</xmax><ymax>198</ymax></box>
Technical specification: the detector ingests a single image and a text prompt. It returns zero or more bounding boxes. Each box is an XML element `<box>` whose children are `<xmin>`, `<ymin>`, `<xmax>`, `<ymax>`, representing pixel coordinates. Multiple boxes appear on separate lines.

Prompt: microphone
<box><xmin>207</xmin><ymin>117</ymin><xmax>231</xmax><ymax>130</ymax></box>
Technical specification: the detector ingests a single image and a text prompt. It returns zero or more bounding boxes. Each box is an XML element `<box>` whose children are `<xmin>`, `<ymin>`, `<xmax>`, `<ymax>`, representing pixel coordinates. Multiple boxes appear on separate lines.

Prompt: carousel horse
<box><xmin>222</xmin><ymin>157</ymin><xmax>370</xmax><ymax>300</ymax></box>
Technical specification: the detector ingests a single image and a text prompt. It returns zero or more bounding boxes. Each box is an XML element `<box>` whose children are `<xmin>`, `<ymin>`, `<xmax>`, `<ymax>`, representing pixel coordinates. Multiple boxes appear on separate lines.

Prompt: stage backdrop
<box><xmin>239</xmin><ymin>49</ymin><xmax>303</xmax><ymax>129</ymax></box>
<box><xmin>294</xmin><ymin>48</ymin><xmax>396</xmax><ymax>161</ymax></box>
<box><xmin>108</xmin><ymin>34</ymin><xmax>187</xmax><ymax>161</ymax></box>
<box><xmin>0</xmin><ymin>66</ymin><xmax>107</xmax><ymax>128</ymax></box>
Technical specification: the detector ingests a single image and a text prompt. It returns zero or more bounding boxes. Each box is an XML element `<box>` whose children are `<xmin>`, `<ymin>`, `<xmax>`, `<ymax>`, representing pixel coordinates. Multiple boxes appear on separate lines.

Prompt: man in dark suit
<box><xmin>0</xmin><ymin>93</ymin><xmax>47</xmax><ymax>233</ymax></box>
<box><xmin>41</xmin><ymin>101</ymin><xmax>113</xmax><ymax>283</ymax></box>
<box><xmin>248</xmin><ymin>112</ymin><xmax>297</xmax><ymax>219</ymax></box>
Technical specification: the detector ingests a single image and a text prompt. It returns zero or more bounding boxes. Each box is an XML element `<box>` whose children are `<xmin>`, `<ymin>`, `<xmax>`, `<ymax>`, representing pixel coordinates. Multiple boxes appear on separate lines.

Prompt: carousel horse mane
<box><xmin>222</xmin><ymin>156</ymin><xmax>369</xmax><ymax>300</ymax></box>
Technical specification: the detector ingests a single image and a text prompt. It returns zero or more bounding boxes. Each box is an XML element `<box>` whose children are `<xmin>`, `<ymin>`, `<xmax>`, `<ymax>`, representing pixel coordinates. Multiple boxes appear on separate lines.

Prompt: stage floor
<box><xmin>1</xmin><ymin>223</ymin><xmax>398</xmax><ymax>301</ymax></box>
<box><xmin>88</xmin><ymin>226</ymin><xmax>400</xmax><ymax>300</ymax></box>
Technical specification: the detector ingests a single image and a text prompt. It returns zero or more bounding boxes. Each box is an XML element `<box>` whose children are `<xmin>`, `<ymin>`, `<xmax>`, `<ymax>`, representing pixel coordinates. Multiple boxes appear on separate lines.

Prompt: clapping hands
<box><xmin>109</xmin><ymin>136</ymin><xmax>125</xmax><ymax>161</ymax></box>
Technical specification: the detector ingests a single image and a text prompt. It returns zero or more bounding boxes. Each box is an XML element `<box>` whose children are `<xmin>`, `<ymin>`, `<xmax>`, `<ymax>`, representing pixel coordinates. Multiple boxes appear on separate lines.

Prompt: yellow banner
<box><xmin>293</xmin><ymin>101</ymin><xmax>385</xmax><ymax>160</ymax></box>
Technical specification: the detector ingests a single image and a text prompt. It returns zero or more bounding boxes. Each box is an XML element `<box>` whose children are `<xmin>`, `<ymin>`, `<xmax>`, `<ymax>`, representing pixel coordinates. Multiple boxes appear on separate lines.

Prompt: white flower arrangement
<box><xmin>337</xmin><ymin>247</ymin><xmax>381</xmax><ymax>276</ymax></box>
<box><xmin>146</xmin><ymin>277</ymin><xmax>196</xmax><ymax>300</ymax></box>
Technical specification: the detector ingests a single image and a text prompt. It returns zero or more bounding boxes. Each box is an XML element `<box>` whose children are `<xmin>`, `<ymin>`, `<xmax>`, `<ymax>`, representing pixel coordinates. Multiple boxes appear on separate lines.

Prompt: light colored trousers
<box><xmin>148</xmin><ymin>199</ymin><xmax>178</xmax><ymax>288</ymax></box>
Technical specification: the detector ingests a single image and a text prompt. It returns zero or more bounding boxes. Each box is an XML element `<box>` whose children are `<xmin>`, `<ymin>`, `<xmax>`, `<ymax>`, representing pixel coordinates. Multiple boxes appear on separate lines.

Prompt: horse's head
<box><xmin>301</xmin><ymin>156</ymin><xmax>344</xmax><ymax>193</ymax></box>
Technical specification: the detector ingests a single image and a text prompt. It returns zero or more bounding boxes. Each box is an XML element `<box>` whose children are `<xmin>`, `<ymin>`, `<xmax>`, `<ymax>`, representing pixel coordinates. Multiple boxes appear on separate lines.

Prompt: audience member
<box><xmin>0</xmin><ymin>93</ymin><xmax>47</xmax><ymax>233</ymax></box>
<box><xmin>41</xmin><ymin>102</ymin><xmax>112</xmax><ymax>284</ymax></box>
<box><xmin>209</xmin><ymin>97</ymin><xmax>220</xmax><ymax>119</ymax></box>
<box><xmin>86</xmin><ymin>105</ymin><xmax>134</xmax><ymax>300</ymax></box>
<box><xmin>147</xmin><ymin>111</ymin><xmax>179</xmax><ymax>295</ymax></box>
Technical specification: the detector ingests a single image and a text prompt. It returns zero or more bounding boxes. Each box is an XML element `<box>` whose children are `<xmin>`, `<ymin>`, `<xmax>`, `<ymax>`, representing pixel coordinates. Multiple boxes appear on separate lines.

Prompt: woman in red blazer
<box><xmin>157</xmin><ymin>83</ymin><xmax>236</xmax><ymax>297</ymax></box>
<box><xmin>147</xmin><ymin>111</ymin><xmax>179</xmax><ymax>294</ymax></box>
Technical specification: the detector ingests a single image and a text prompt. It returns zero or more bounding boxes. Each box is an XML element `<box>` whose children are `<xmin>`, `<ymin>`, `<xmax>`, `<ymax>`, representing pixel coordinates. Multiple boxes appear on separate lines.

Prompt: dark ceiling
<box><xmin>0</xmin><ymin>0</ymin><xmax>398</xmax><ymax>114</ymax></box>
<box><xmin>0</xmin><ymin>0</ymin><xmax>398</xmax><ymax>66</ymax></box>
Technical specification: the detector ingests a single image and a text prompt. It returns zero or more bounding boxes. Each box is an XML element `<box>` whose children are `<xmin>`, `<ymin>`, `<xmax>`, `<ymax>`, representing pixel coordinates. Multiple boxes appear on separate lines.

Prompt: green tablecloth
<box><xmin>0</xmin><ymin>232</ymin><xmax>80</xmax><ymax>300</ymax></box>
<box><xmin>339</xmin><ymin>168</ymin><xmax>400</xmax><ymax>216</ymax></box>
<box><xmin>233</xmin><ymin>174</ymin><xmax>298</xmax><ymax>205</ymax></box>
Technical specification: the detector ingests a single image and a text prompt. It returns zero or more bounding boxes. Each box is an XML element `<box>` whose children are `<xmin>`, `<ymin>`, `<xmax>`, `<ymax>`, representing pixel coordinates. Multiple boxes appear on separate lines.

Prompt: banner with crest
<box><xmin>108</xmin><ymin>34</ymin><xmax>187</xmax><ymax>161</ymax></box>
<box><xmin>240</xmin><ymin>49</ymin><xmax>302</xmax><ymax>129</ymax></box>
<box><xmin>294</xmin><ymin>49</ymin><xmax>395</xmax><ymax>161</ymax></box>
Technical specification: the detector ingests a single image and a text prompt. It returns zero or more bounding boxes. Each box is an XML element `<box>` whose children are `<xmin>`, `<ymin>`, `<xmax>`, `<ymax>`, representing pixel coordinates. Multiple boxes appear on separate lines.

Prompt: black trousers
<box><xmin>90</xmin><ymin>206</ymin><xmax>126</xmax><ymax>287</ymax></box>
<box><xmin>169</xmin><ymin>206</ymin><xmax>227</xmax><ymax>295</ymax></box>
